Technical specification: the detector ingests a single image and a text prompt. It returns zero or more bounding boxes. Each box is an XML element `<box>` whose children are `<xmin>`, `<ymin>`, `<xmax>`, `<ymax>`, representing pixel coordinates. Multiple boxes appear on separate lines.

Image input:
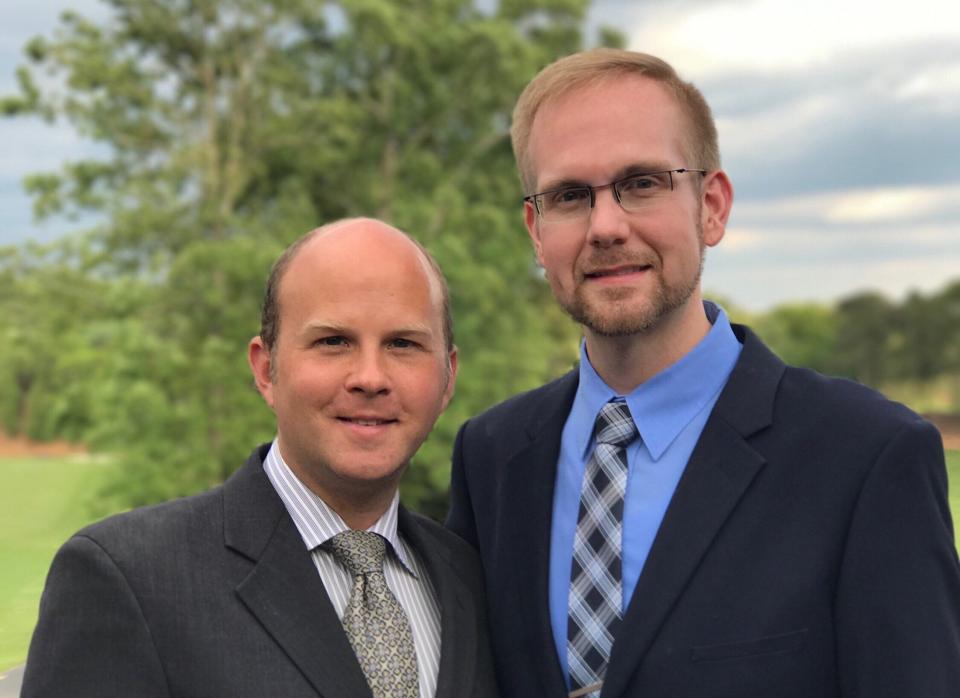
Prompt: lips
<box><xmin>583</xmin><ymin>264</ymin><xmax>651</xmax><ymax>279</ymax></box>
<box><xmin>337</xmin><ymin>417</ymin><xmax>398</xmax><ymax>426</ymax></box>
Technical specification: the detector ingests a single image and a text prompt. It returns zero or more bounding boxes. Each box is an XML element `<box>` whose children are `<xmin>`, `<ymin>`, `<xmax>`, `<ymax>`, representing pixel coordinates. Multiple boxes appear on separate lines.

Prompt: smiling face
<box><xmin>248</xmin><ymin>221</ymin><xmax>457</xmax><ymax>522</ymax></box>
<box><xmin>524</xmin><ymin>75</ymin><xmax>730</xmax><ymax>342</ymax></box>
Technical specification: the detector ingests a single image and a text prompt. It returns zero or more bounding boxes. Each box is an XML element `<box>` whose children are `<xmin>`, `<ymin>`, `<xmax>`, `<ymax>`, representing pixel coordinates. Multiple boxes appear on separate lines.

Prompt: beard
<box><xmin>558</xmin><ymin>222</ymin><xmax>706</xmax><ymax>337</ymax></box>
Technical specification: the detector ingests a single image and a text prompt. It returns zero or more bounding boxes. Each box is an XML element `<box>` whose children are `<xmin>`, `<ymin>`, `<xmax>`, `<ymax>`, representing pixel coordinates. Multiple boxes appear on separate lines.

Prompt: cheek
<box><xmin>279</xmin><ymin>364</ymin><xmax>339</xmax><ymax>404</ymax></box>
<box><xmin>540</xmin><ymin>237</ymin><xmax>581</xmax><ymax>277</ymax></box>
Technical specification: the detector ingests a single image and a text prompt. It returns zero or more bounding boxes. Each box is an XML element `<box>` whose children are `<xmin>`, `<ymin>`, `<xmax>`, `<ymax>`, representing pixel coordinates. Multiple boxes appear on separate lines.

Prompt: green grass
<box><xmin>0</xmin><ymin>456</ymin><xmax>119</xmax><ymax>672</ymax></box>
<box><xmin>948</xmin><ymin>450</ymin><xmax>960</xmax><ymax>552</ymax></box>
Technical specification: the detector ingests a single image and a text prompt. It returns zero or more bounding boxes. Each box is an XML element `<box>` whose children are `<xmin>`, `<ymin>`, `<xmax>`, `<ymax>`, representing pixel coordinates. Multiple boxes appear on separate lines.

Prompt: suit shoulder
<box><xmin>73</xmin><ymin>484</ymin><xmax>224</xmax><ymax>555</ymax></box>
<box><xmin>771</xmin><ymin>364</ymin><xmax>943</xmax><ymax>465</ymax></box>
<box><xmin>780</xmin><ymin>365</ymin><xmax>926</xmax><ymax>428</ymax></box>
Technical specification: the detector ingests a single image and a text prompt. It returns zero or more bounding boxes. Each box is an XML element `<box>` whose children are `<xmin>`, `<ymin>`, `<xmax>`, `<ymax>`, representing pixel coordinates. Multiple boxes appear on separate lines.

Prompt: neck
<box><xmin>327</xmin><ymin>495</ymin><xmax>395</xmax><ymax>531</ymax></box>
<box><xmin>279</xmin><ymin>444</ymin><xmax>401</xmax><ymax>531</ymax></box>
<box><xmin>584</xmin><ymin>297</ymin><xmax>711</xmax><ymax>394</ymax></box>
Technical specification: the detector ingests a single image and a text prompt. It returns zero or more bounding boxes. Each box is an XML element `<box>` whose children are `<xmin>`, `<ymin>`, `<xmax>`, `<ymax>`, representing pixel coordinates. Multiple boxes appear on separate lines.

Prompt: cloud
<box><xmin>627</xmin><ymin>0</ymin><xmax>960</xmax><ymax>75</ymax></box>
<box><xmin>704</xmin><ymin>251</ymin><xmax>960</xmax><ymax>311</ymax></box>
<box><xmin>733</xmin><ymin>183</ymin><xmax>960</xmax><ymax>226</ymax></box>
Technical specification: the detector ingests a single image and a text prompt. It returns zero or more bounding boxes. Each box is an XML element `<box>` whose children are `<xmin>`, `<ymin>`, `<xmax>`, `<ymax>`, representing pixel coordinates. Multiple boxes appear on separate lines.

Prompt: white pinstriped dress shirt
<box><xmin>263</xmin><ymin>441</ymin><xmax>442</xmax><ymax>697</ymax></box>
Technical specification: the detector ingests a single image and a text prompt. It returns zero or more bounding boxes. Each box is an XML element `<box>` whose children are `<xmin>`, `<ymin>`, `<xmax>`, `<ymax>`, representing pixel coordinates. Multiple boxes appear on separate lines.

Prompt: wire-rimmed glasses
<box><xmin>523</xmin><ymin>168</ymin><xmax>706</xmax><ymax>223</ymax></box>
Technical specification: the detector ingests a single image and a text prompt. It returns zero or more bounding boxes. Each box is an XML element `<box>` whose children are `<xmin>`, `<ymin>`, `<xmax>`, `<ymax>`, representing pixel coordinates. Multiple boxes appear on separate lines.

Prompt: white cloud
<box><xmin>707</xmin><ymin>242</ymin><xmax>960</xmax><ymax>310</ymax></box>
<box><xmin>893</xmin><ymin>62</ymin><xmax>960</xmax><ymax>112</ymax></box>
<box><xmin>630</xmin><ymin>0</ymin><xmax>960</xmax><ymax>76</ymax></box>
<box><xmin>733</xmin><ymin>184</ymin><xmax>960</xmax><ymax>225</ymax></box>
<box><xmin>716</xmin><ymin>92</ymin><xmax>837</xmax><ymax>164</ymax></box>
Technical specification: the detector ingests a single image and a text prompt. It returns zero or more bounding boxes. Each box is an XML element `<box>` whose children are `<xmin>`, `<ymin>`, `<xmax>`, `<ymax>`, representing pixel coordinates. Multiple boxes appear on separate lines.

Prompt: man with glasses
<box><xmin>447</xmin><ymin>49</ymin><xmax>960</xmax><ymax>698</ymax></box>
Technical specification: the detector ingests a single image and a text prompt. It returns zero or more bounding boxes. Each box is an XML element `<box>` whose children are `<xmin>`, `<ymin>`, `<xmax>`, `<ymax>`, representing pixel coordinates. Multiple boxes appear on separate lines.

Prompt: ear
<box><xmin>248</xmin><ymin>336</ymin><xmax>276</xmax><ymax>408</ymax></box>
<box><xmin>700</xmin><ymin>170</ymin><xmax>734</xmax><ymax>248</ymax></box>
<box><xmin>524</xmin><ymin>200</ymin><xmax>546</xmax><ymax>266</ymax></box>
<box><xmin>440</xmin><ymin>346</ymin><xmax>459</xmax><ymax>411</ymax></box>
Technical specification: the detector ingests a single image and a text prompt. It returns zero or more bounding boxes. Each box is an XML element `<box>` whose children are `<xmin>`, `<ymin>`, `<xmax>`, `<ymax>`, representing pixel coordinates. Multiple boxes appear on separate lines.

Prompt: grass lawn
<box><xmin>948</xmin><ymin>450</ymin><xmax>960</xmax><ymax>550</ymax></box>
<box><xmin>0</xmin><ymin>456</ymin><xmax>118</xmax><ymax>672</ymax></box>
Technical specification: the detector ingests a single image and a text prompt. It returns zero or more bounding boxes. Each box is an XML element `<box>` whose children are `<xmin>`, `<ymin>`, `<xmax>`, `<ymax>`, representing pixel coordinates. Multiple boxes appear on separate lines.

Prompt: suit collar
<box><xmin>223</xmin><ymin>446</ymin><xmax>373</xmax><ymax>698</ymax></box>
<box><xmin>398</xmin><ymin>507</ymin><xmax>478</xmax><ymax>698</ymax></box>
<box><xmin>262</xmin><ymin>441</ymin><xmax>416</xmax><ymax>575</ymax></box>
<box><xmin>602</xmin><ymin>324</ymin><xmax>785</xmax><ymax>696</ymax></box>
<box><xmin>505</xmin><ymin>371</ymin><xmax>581</xmax><ymax>696</ymax></box>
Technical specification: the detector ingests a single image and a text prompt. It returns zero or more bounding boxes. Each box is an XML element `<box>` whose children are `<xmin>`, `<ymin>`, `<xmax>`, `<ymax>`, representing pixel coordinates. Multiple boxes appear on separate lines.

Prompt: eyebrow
<box><xmin>301</xmin><ymin>322</ymin><xmax>435</xmax><ymax>339</ymax></box>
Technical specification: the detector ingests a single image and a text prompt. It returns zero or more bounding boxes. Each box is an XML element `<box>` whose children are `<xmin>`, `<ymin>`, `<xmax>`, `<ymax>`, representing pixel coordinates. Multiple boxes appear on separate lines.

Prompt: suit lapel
<box><xmin>399</xmin><ymin>508</ymin><xmax>476</xmax><ymax>698</ymax></box>
<box><xmin>223</xmin><ymin>450</ymin><xmax>372</xmax><ymax>698</ymax></box>
<box><xmin>501</xmin><ymin>371</ymin><xmax>580</xmax><ymax>697</ymax></box>
<box><xmin>603</xmin><ymin>327</ymin><xmax>786</xmax><ymax>697</ymax></box>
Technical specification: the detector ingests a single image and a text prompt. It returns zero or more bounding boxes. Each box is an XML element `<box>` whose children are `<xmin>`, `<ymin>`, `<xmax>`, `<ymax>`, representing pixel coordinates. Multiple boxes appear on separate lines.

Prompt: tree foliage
<box><xmin>4</xmin><ymin>0</ymin><xmax>624</xmax><ymax>517</ymax></box>
<box><xmin>7</xmin><ymin>0</ymin><xmax>956</xmax><ymax>520</ymax></box>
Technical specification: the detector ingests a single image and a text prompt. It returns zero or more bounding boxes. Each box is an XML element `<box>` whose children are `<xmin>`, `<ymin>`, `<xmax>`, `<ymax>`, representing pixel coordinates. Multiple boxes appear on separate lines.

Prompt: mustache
<box><xmin>579</xmin><ymin>250</ymin><xmax>659</xmax><ymax>274</ymax></box>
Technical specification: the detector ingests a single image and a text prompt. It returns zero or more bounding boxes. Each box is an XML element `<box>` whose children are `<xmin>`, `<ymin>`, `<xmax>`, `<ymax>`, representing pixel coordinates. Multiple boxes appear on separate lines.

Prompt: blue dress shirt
<box><xmin>548</xmin><ymin>302</ymin><xmax>743</xmax><ymax>680</ymax></box>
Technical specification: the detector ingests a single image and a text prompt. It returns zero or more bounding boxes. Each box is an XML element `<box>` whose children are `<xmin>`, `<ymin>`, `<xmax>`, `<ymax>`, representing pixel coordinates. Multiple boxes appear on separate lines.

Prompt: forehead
<box><xmin>278</xmin><ymin>227</ymin><xmax>443</xmax><ymax>331</ymax></box>
<box><xmin>528</xmin><ymin>75</ymin><xmax>689</xmax><ymax>189</ymax></box>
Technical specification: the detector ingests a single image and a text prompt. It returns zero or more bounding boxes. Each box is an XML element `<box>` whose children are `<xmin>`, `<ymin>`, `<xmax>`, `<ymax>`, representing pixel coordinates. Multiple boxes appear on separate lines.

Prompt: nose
<box><xmin>585</xmin><ymin>185</ymin><xmax>629</xmax><ymax>249</ymax></box>
<box><xmin>345</xmin><ymin>348</ymin><xmax>390</xmax><ymax>396</ymax></box>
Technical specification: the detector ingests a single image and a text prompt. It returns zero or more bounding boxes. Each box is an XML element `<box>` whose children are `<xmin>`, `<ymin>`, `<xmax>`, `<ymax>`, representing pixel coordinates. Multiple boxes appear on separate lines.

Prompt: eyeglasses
<box><xmin>523</xmin><ymin>168</ymin><xmax>707</xmax><ymax>223</ymax></box>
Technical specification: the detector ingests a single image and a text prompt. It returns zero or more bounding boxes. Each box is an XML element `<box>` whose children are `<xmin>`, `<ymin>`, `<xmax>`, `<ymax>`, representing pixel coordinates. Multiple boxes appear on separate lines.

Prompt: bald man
<box><xmin>23</xmin><ymin>219</ymin><xmax>499</xmax><ymax>698</ymax></box>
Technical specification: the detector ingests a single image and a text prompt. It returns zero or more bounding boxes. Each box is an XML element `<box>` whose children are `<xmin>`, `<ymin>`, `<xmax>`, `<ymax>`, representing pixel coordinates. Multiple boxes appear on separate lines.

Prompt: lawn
<box><xmin>0</xmin><ymin>456</ymin><xmax>119</xmax><ymax>672</ymax></box>
<box><xmin>948</xmin><ymin>450</ymin><xmax>960</xmax><ymax>546</ymax></box>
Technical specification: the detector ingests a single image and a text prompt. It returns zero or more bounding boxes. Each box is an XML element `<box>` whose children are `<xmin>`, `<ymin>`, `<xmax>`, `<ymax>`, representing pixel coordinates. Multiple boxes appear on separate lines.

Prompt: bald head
<box><xmin>259</xmin><ymin>218</ymin><xmax>454</xmax><ymax>360</ymax></box>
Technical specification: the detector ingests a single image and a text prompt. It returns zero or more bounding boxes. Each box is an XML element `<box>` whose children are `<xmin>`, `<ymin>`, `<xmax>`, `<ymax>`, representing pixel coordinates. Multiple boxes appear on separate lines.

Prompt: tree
<box><xmin>751</xmin><ymin>302</ymin><xmax>839</xmax><ymax>373</ymax></box>
<box><xmin>833</xmin><ymin>291</ymin><xmax>896</xmax><ymax>386</ymax></box>
<box><xmin>4</xmin><ymin>0</ymin><xmax>622</xmax><ymax>516</ymax></box>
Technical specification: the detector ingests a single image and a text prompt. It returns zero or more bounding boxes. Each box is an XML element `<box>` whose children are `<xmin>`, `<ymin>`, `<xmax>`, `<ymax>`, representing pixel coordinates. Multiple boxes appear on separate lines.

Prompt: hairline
<box><xmin>258</xmin><ymin>219</ymin><xmax>455</xmax><ymax>366</ymax></box>
<box><xmin>510</xmin><ymin>49</ymin><xmax>720</xmax><ymax>194</ymax></box>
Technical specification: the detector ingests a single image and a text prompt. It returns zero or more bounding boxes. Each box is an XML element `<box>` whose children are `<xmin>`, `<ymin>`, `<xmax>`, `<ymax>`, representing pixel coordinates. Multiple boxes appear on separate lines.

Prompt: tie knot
<box><xmin>595</xmin><ymin>401</ymin><xmax>638</xmax><ymax>448</ymax></box>
<box><xmin>327</xmin><ymin>530</ymin><xmax>387</xmax><ymax>577</ymax></box>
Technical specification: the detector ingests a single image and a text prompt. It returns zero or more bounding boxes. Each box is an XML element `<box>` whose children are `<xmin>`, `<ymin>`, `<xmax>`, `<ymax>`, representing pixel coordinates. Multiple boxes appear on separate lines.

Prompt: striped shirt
<box><xmin>263</xmin><ymin>441</ymin><xmax>442</xmax><ymax>697</ymax></box>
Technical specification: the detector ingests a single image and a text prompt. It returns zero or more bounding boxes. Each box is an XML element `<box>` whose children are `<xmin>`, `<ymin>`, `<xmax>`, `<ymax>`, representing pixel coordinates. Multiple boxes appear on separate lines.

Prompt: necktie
<box><xmin>327</xmin><ymin>530</ymin><xmax>419</xmax><ymax>698</ymax></box>
<box><xmin>568</xmin><ymin>400</ymin><xmax>639</xmax><ymax>697</ymax></box>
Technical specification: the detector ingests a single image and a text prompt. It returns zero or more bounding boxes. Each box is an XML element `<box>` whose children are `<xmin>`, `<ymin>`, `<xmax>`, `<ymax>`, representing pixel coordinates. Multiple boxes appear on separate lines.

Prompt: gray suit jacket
<box><xmin>23</xmin><ymin>444</ymin><xmax>499</xmax><ymax>697</ymax></box>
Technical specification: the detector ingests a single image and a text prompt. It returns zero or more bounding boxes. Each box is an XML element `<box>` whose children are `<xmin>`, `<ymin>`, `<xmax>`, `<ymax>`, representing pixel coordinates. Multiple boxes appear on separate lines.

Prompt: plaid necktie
<box><xmin>567</xmin><ymin>400</ymin><xmax>638</xmax><ymax>697</ymax></box>
<box><xmin>327</xmin><ymin>530</ymin><xmax>419</xmax><ymax>698</ymax></box>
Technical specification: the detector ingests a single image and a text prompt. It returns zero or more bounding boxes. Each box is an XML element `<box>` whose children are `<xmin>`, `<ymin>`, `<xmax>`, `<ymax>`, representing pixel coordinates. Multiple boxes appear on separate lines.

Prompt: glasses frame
<box><xmin>523</xmin><ymin>168</ymin><xmax>707</xmax><ymax>221</ymax></box>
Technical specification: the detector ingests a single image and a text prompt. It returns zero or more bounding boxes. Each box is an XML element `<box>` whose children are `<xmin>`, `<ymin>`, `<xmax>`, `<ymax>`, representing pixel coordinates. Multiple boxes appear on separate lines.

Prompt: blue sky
<box><xmin>2</xmin><ymin>0</ymin><xmax>958</xmax><ymax>310</ymax></box>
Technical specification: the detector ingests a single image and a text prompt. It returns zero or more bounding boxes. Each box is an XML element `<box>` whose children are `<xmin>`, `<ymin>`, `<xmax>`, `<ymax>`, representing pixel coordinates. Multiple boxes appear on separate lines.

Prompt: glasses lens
<box><xmin>540</xmin><ymin>187</ymin><xmax>591</xmax><ymax>221</ymax></box>
<box><xmin>615</xmin><ymin>172</ymin><xmax>673</xmax><ymax>211</ymax></box>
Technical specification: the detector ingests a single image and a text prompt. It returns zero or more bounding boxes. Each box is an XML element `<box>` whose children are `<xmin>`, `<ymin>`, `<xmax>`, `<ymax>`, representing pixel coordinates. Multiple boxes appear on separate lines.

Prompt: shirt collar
<box><xmin>571</xmin><ymin>301</ymin><xmax>741</xmax><ymax>461</ymax></box>
<box><xmin>262</xmin><ymin>440</ymin><xmax>417</xmax><ymax>576</ymax></box>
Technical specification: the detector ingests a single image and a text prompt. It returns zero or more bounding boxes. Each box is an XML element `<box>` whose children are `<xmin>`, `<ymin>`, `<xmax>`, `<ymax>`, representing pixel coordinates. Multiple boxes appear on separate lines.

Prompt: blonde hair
<box><xmin>510</xmin><ymin>48</ymin><xmax>720</xmax><ymax>193</ymax></box>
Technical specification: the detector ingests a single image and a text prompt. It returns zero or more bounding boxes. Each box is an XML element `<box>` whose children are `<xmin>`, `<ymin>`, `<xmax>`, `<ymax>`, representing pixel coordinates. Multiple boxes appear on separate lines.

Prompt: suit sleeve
<box><xmin>836</xmin><ymin>417</ymin><xmax>960</xmax><ymax>697</ymax></box>
<box><xmin>21</xmin><ymin>534</ymin><xmax>170</xmax><ymax>698</ymax></box>
<box><xmin>446</xmin><ymin>419</ymin><xmax>480</xmax><ymax>549</ymax></box>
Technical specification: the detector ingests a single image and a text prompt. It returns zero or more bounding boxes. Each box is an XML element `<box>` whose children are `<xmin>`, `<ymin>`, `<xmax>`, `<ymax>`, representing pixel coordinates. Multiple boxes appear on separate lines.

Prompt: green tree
<box><xmin>751</xmin><ymin>302</ymin><xmax>839</xmax><ymax>373</ymax></box>
<box><xmin>833</xmin><ymin>291</ymin><xmax>896</xmax><ymax>386</ymax></box>
<box><xmin>890</xmin><ymin>291</ymin><xmax>948</xmax><ymax>382</ymax></box>
<box><xmin>4</xmin><ymin>0</ymin><xmax>622</xmax><ymax>516</ymax></box>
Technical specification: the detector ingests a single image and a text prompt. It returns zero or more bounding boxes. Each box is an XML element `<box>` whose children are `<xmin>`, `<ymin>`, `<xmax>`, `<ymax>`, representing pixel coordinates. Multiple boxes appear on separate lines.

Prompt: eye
<box><xmin>618</xmin><ymin>174</ymin><xmax>664</xmax><ymax>195</ymax></box>
<box><xmin>314</xmin><ymin>336</ymin><xmax>347</xmax><ymax>347</ymax></box>
<box><xmin>388</xmin><ymin>337</ymin><xmax>420</xmax><ymax>350</ymax></box>
<box><xmin>545</xmin><ymin>187</ymin><xmax>590</xmax><ymax>211</ymax></box>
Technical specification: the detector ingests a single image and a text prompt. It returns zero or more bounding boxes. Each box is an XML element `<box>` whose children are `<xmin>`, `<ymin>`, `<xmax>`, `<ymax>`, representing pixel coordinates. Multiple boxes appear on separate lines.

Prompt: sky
<box><xmin>1</xmin><ymin>0</ymin><xmax>958</xmax><ymax>311</ymax></box>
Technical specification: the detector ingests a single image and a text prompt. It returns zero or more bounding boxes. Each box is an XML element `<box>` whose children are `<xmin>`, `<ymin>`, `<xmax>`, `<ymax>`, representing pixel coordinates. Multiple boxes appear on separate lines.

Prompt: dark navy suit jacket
<box><xmin>24</xmin><ymin>444</ymin><xmax>499</xmax><ymax>697</ymax></box>
<box><xmin>448</xmin><ymin>324</ymin><xmax>960</xmax><ymax>697</ymax></box>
